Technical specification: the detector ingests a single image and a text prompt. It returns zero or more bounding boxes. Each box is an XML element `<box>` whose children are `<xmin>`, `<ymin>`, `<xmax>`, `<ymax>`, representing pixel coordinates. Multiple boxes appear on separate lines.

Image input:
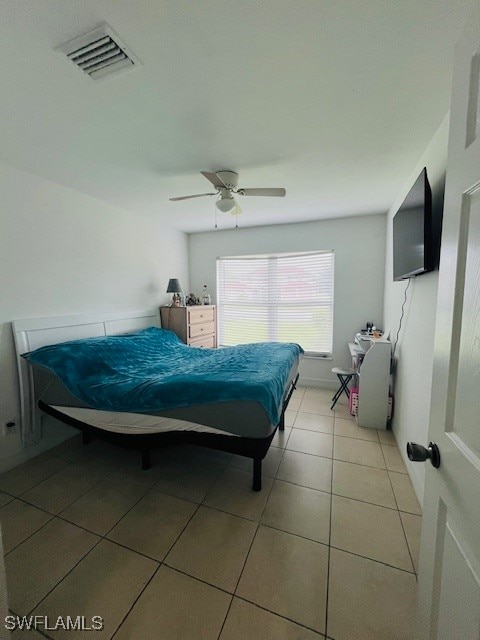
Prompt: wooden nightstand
<box><xmin>160</xmin><ymin>305</ymin><xmax>217</xmax><ymax>348</ymax></box>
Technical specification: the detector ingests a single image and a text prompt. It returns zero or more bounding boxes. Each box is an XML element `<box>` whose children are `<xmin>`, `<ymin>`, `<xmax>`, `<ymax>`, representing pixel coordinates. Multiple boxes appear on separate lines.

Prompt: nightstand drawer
<box><xmin>189</xmin><ymin>335</ymin><xmax>216</xmax><ymax>348</ymax></box>
<box><xmin>189</xmin><ymin>321</ymin><xmax>214</xmax><ymax>339</ymax></box>
<box><xmin>188</xmin><ymin>306</ymin><xmax>215</xmax><ymax>325</ymax></box>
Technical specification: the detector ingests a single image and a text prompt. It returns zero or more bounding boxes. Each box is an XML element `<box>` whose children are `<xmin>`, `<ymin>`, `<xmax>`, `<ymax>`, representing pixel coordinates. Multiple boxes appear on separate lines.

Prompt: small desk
<box><xmin>348</xmin><ymin>338</ymin><xmax>391</xmax><ymax>430</ymax></box>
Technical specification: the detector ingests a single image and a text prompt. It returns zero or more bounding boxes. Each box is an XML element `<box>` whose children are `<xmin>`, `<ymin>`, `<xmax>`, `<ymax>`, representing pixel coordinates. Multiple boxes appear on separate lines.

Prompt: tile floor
<box><xmin>0</xmin><ymin>386</ymin><xmax>422</xmax><ymax>639</ymax></box>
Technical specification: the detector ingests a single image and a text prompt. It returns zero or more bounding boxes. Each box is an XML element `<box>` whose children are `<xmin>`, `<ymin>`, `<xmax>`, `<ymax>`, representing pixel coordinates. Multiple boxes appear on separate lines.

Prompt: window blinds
<box><xmin>216</xmin><ymin>251</ymin><xmax>334</xmax><ymax>355</ymax></box>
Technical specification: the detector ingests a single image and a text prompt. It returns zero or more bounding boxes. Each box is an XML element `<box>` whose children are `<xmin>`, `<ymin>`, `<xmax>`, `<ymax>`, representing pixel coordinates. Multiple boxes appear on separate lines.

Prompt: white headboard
<box><xmin>12</xmin><ymin>308</ymin><xmax>161</xmax><ymax>447</ymax></box>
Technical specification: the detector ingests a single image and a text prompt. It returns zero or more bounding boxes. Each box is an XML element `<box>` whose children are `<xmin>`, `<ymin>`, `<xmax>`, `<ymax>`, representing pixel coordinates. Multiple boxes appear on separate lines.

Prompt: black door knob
<box><xmin>406</xmin><ymin>442</ymin><xmax>440</xmax><ymax>468</ymax></box>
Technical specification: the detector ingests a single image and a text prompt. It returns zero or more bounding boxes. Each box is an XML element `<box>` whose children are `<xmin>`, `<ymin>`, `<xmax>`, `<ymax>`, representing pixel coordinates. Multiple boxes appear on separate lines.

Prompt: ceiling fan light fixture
<box><xmin>215</xmin><ymin>196</ymin><xmax>236</xmax><ymax>213</ymax></box>
<box><xmin>169</xmin><ymin>170</ymin><xmax>286</xmax><ymax>214</ymax></box>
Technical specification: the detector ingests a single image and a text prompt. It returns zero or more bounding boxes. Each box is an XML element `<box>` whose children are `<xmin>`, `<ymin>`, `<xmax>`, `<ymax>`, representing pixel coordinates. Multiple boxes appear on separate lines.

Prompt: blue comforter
<box><xmin>24</xmin><ymin>327</ymin><xmax>303</xmax><ymax>425</ymax></box>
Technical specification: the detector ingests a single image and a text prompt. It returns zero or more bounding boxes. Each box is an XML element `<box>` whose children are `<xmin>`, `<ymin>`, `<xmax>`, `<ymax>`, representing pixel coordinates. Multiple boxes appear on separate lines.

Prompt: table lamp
<box><xmin>166</xmin><ymin>279</ymin><xmax>182</xmax><ymax>307</ymax></box>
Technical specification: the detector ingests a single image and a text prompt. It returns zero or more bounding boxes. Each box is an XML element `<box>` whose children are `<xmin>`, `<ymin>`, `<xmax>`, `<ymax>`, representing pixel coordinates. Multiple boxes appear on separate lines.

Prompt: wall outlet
<box><xmin>3</xmin><ymin>419</ymin><xmax>17</xmax><ymax>436</ymax></box>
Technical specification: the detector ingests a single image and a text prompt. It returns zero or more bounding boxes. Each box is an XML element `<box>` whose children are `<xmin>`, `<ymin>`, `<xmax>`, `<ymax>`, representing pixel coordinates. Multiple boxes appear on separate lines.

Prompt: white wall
<box><xmin>189</xmin><ymin>214</ymin><xmax>386</xmax><ymax>386</ymax></box>
<box><xmin>0</xmin><ymin>163</ymin><xmax>189</xmax><ymax>472</ymax></box>
<box><xmin>383</xmin><ymin>115</ymin><xmax>448</xmax><ymax>505</ymax></box>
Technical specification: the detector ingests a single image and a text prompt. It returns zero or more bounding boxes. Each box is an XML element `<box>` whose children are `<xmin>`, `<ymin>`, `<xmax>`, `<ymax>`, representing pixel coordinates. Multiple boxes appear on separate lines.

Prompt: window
<box><xmin>216</xmin><ymin>251</ymin><xmax>334</xmax><ymax>355</ymax></box>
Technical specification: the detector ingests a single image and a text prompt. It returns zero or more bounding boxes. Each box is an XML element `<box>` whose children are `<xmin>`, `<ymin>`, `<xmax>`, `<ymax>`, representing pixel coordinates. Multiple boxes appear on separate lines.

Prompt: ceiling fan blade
<box><xmin>169</xmin><ymin>193</ymin><xmax>216</xmax><ymax>201</ymax></box>
<box><xmin>239</xmin><ymin>188</ymin><xmax>286</xmax><ymax>197</ymax></box>
<box><xmin>201</xmin><ymin>171</ymin><xmax>227</xmax><ymax>188</ymax></box>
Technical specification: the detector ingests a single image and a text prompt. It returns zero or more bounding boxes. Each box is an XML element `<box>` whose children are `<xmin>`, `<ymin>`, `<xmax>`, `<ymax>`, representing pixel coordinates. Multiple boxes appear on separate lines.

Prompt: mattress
<box><xmin>24</xmin><ymin>326</ymin><xmax>303</xmax><ymax>426</ymax></box>
<box><xmin>32</xmin><ymin>364</ymin><xmax>297</xmax><ymax>439</ymax></box>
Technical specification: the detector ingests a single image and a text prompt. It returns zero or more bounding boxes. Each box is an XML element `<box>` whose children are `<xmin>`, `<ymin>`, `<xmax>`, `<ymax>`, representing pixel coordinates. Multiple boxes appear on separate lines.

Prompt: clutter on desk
<box><xmin>361</xmin><ymin>322</ymin><xmax>383</xmax><ymax>338</ymax></box>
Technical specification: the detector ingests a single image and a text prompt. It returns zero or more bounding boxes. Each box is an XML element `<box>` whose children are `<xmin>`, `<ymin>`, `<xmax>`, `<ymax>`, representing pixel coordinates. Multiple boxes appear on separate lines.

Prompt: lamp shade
<box><xmin>215</xmin><ymin>197</ymin><xmax>236</xmax><ymax>214</ymax></box>
<box><xmin>166</xmin><ymin>278</ymin><xmax>182</xmax><ymax>293</ymax></box>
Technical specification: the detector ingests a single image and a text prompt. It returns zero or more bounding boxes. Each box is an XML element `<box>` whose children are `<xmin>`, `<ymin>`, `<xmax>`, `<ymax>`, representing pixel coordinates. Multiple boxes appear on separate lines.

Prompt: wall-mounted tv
<box><xmin>393</xmin><ymin>167</ymin><xmax>433</xmax><ymax>281</ymax></box>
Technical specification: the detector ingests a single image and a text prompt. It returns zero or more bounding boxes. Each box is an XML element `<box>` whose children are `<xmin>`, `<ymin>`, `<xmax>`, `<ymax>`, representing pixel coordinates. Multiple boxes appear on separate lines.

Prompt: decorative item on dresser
<box><xmin>202</xmin><ymin>284</ymin><xmax>211</xmax><ymax>305</ymax></box>
<box><xmin>166</xmin><ymin>278</ymin><xmax>182</xmax><ymax>307</ymax></box>
<box><xmin>160</xmin><ymin>305</ymin><xmax>217</xmax><ymax>348</ymax></box>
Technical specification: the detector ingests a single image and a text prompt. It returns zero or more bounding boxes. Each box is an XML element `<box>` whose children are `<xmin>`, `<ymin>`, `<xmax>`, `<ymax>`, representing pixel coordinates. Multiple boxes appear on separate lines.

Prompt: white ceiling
<box><xmin>0</xmin><ymin>1</ymin><xmax>474</xmax><ymax>232</ymax></box>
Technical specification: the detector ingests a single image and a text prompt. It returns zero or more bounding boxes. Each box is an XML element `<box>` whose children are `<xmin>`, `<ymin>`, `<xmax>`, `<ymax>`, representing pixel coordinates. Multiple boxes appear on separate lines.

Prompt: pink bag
<box><xmin>349</xmin><ymin>387</ymin><xmax>359</xmax><ymax>416</ymax></box>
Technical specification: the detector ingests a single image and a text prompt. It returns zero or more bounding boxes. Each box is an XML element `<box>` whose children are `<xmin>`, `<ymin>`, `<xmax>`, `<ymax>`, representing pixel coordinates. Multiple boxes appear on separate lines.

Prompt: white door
<box><xmin>417</xmin><ymin>3</ymin><xmax>480</xmax><ymax>639</ymax></box>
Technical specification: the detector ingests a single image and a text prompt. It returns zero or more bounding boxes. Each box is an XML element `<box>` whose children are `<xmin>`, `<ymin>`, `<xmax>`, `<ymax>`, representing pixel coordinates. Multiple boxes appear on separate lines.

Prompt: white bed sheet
<box><xmin>51</xmin><ymin>405</ymin><xmax>239</xmax><ymax>437</ymax></box>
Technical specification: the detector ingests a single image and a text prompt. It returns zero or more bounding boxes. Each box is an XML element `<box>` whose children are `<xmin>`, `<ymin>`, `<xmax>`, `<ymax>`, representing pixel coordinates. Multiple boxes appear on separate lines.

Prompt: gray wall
<box><xmin>0</xmin><ymin>162</ymin><xmax>189</xmax><ymax>472</ymax></box>
<box><xmin>189</xmin><ymin>214</ymin><xmax>386</xmax><ymax>386</ymax></box>
<box><xmin>383</xmin><ymin>114</ymin><xmax>448</xmax><ymax>504</ymax></box>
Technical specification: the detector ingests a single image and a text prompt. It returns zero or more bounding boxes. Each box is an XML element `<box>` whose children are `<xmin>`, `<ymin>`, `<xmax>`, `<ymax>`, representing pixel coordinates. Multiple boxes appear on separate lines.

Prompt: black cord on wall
<box><xmin>393</xmin><ymin>278</ymin><xmax>412</xmax><ymax>358</ymax></box>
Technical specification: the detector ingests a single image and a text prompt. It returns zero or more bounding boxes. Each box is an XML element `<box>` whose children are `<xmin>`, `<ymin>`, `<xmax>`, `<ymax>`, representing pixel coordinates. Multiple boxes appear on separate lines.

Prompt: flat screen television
<box><xmin>393</xmin><ymin>167</ymin><xmax>433</xmax><ymax>281</ymax></box>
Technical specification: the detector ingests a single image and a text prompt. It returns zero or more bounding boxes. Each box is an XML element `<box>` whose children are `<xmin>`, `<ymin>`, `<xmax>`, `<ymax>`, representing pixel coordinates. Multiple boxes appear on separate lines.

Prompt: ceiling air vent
<box><xmin>56</xmin><ymin>24</ymin><xmax>141</xmax><ymax>80</ymax></box>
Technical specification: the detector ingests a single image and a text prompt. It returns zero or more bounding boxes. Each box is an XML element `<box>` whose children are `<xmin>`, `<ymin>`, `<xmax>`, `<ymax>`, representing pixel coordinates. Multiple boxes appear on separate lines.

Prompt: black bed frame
<box><xmin>38</xmin><ymin>373</ymin><xmax>299</xmax><ymax>492</ymax></box>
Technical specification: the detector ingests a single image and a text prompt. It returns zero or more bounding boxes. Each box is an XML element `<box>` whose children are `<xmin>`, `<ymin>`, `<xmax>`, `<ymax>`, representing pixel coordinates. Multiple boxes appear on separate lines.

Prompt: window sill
<box><xmin>303</xmin><ymin>353</ymin><xmax>333</xmax><ymax>360</ymax></box>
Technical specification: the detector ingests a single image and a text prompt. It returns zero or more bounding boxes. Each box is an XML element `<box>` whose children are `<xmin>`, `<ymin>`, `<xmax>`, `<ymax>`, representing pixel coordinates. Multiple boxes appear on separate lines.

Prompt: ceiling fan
<box><xmin>169</xmin><ymin>170</ymin><xmax>286</xmax><ymax>215</ymax></box>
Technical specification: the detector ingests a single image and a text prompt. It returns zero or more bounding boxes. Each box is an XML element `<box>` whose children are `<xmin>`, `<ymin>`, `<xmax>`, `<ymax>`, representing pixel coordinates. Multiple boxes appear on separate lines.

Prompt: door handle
<box><xmin>406</xmin><ymin>442</ymin><xmax>441</xmax><ymax>468</ymax></box>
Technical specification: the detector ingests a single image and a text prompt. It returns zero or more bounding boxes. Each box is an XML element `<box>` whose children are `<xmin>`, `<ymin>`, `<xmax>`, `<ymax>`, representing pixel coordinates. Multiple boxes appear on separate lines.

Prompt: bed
<box><xmin>13</xmin><ymin>310</ymin><xmax>301</xmax><ymax>491</ymax></box>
